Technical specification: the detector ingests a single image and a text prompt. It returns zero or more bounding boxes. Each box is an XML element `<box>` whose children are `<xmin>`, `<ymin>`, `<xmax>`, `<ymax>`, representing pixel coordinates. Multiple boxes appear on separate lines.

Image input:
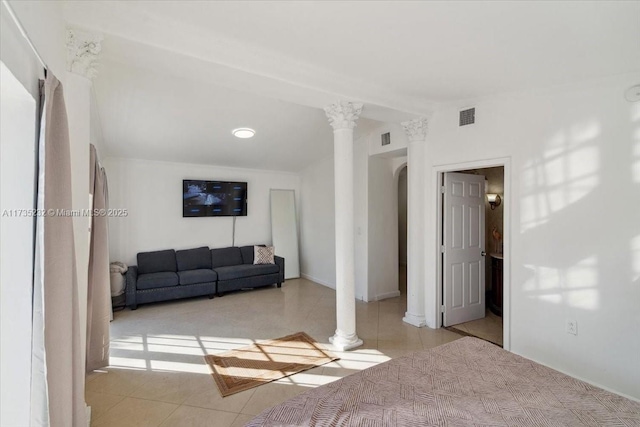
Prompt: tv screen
<box><xmin>183</xmin><ymin>180</ymin><xmax>248</xmax><ymax>217</ymax></box>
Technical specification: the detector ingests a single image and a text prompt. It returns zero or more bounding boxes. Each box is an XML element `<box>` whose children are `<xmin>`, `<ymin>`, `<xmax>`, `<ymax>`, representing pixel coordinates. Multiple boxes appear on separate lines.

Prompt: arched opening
<box><xmin>397</xmin><ymin>165</ymin><xmax>408</xmax><ymax>295</ymax></box>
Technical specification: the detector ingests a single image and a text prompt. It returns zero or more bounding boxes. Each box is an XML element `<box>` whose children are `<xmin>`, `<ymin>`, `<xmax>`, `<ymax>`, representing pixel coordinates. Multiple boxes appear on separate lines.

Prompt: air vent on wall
<box><xmin>459</xmin><ymin>108</ymin><xmax>475</xmax><ymax>126</ymax></box>
<box><xmin>381</xmin><ymin>132</ymin><xmax>391</xmax><ymax>146</ymax></box>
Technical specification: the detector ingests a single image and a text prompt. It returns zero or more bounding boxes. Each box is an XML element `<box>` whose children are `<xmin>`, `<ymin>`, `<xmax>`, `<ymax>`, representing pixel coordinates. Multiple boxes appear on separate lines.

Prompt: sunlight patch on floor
<box><xmin>109</xmin><ymin>356</ymin><xmax>148</xmax><ymax>370</ymax></box>
<box><xmin>149</xmin><ymin>359</ymin><xmax>210</xmax><ymax>374</ymax></box>
<box><xmin>274</xmin><ymin>373</ymin><xmax>343</xmax><ymax>387</ymax></box>
<box><xmin>108</xmin><ymin>333</ymin><xmax>393</xmax><ymax>387</ymax></box>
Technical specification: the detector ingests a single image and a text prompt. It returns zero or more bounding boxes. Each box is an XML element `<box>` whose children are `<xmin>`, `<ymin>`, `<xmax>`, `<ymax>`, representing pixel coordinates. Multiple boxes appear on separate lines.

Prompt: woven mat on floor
<box><xmin>204</xmin><ymin>332</ymin><xmax>339</xmax><ymax>397</ymax></box>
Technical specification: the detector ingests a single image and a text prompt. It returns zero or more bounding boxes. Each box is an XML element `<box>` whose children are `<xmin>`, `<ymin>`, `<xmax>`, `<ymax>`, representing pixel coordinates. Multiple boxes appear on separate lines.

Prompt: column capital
<box><xmin>401</xmin><ymin>117</ymin><xmax>428</xmax><ymax>142</ymax></box>
<box><xmin>324</xmin><ymin>101</ymin><xmax>363</xmax><ymax>131</ymax></box>
<box><xmin>66</xmin><ymin>28</ymin><xmax>103</xmax><ymax>80</ymax></box>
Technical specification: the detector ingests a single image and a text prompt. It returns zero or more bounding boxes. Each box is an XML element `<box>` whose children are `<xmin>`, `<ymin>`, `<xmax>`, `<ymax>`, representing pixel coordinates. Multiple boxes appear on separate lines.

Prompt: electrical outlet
<box><xmin>566</xmin><ymin>319</ymin><xmax>578</xmax><ymax>335</ymax></box>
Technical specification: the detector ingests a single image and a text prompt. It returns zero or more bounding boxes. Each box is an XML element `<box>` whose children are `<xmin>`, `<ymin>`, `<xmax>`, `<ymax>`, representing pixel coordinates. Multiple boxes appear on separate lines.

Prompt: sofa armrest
<box><xmin>274</xmin><ymin>256</ymin><xmax>285</xmax><ymax>284</ymax></box>
<box><xmin>125</xmin><ymin>266</ymin><xmax>138</xmax><ymax>309</ymax></box>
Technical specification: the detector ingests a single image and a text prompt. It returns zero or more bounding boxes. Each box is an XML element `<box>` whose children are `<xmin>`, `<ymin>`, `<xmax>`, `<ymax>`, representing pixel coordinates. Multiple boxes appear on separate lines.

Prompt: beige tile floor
<box><xmin>449</xmin><ymin>309</ymin><xmax>503</xmax><ymax>346</ymax></box>
<box><xmin>87</xmin><ymin>278</ymin><xmax>462</xmax><ymax>427</ymax></box>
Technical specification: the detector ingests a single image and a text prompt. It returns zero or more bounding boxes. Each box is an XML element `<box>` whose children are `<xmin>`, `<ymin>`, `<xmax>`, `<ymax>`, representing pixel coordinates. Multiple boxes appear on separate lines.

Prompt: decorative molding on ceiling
<box><xmin>401</xmin><ymin>117</ymin><xmax>429</xmax><ymax>142</ymax></box>
<box><xmin>324</xmin><ymin>101</ymin><xmax>364</xmax><ymax>130</ymax></box>
<box><xmin>66</xmin><ymin>28</ymin><xmax>103</xmax><ymax>79</ymax></box>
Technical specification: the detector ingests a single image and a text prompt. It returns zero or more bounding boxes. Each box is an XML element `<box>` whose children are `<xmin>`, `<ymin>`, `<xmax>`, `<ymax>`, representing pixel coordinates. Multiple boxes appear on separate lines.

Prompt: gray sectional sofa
<box><xmin>125</xmin><ymin>245</ymin><xmax>284</xmax><ymax>310</ymax></box>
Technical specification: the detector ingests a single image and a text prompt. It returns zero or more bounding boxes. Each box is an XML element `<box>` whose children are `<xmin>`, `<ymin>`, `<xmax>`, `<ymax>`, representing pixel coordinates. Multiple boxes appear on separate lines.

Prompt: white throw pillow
<box><xmin>254</xmin><ymin>245</ymin><xmax>275</xmax><ymax>265</ymax></box>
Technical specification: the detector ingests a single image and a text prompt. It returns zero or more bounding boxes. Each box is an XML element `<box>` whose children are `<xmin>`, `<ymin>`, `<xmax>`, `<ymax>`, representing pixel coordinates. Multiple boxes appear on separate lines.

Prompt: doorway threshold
<box><xmin>445</xmin><ymin>310</ymin><xmax>503</xmax><ymax>347</ymax></box>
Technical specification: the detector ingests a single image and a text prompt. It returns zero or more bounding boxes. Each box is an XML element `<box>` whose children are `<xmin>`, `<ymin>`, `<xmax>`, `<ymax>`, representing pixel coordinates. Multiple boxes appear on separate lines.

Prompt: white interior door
<box><xmin>443</xmin><ymin>172</ymin><xmax>486</xmax><ymax>326</ymax></box>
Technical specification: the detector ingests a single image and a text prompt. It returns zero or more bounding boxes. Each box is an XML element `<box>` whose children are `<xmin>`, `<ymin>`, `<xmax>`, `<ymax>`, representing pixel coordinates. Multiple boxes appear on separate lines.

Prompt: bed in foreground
<box><xmin>248</xmin><ymin>337</ymin><xmax>640</xmax><ymax>426</ymax></box>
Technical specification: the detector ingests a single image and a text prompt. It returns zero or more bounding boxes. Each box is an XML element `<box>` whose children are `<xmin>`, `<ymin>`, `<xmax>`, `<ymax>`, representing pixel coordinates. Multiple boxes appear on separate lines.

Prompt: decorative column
<box><xmin>65</xmin><ymin>27</ymin><xmax>109</xmax><ymax>372</ymax></box>
<box><xmin>402</xmin><ymin>117</ymin><xmax>428</xmax><ymax>327</ymax></box>
<box><xmin>324</xmin><ymin>101</ymin><xmax>364</xmax><ymax>351</ymax></box>
<box><xmin>64</xmin><ymin>25</ymin><xmax>105</xmax><ymax>423</ymax></box>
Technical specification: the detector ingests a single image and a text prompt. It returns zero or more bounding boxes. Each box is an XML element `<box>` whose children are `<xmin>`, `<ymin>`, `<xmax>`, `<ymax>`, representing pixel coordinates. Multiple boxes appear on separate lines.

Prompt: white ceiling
<box><xmin>63</xmin><ymin>1</ymin><xmax>640</xmax><ymax>172</ymax></box>
<box><xmin>93</xmin><ymin>42</ymin><xmax>379</xmax><ymax>171</ymax></box>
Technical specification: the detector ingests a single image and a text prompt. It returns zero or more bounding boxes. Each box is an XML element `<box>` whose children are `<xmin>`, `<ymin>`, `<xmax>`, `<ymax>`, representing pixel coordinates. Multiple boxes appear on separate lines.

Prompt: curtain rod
<box><xmin>2</xmin><ymin>0</ymin><xmax>48</xmax><ymax>71</ymax></box>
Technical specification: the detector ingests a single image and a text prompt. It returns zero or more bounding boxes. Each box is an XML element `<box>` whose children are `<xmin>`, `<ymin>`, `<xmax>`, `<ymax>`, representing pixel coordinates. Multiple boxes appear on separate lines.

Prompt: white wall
<box><xmin>1</xmin><ymin>3</ymin><xmax>71</xmax><ymax>425</ymax></box>
<box><xmin>0</xmin><ymin>61</ymin><xmax>37</xmax><ymax>427</ymax></box>
<box><xmin>299</xmin><ymin>136</ymin><xmax>370</xmax><ymax>301</ymax></box>
<box><xmin>8</xmin><ymin>1</ymin><xmax>66</xmax><ymax>79</ymax></box>
<box><xmin>367</xmin><ymin>155</ymin><xmax>399</xmax><ymax>300</ymax></box>
<box><xmin>423</xmin><ymin>73</ymin><xmax>640</xmax><ymax>399</ymax></box>
<box><xmin>299</xmin><ymin>156</ymin><xmax>336</xmax><ymax>289</ymax></box>
<box><xmin>369</xmin><ymin>122</ymin><xmax>408</xmax><ymax>157</ymax></box>
<box><xmin>105</xmin><ymin>157</ymin><xmax>300</xmax><ymax>265</ymax></box>
<box><xmin>65</xmin><ymin>73</ymin><xmax>93</xmax><ymax>371</ymax></box>
<box><xmin>0</xmin><ymin>2</ymin><xmax>42</xmax><ymax>97</ymax></box>
<box><xmin>300</xmin><ymin>130</ymin><xmax>402</xmax><ymax>302</ymax></box>
<box><xmin>90</xmin><ymin>90</ymin><xmax>105</xmax><ymax>156</ymax></box>
<box><xmin>9</xmin><ymin>3</ymin><xmax>99</xmax><ymax>407</ymax></box>
<box><xmin>354</xmin><ymin>137</ymin><xmax>369</xmax><ymax>300</ymax></box>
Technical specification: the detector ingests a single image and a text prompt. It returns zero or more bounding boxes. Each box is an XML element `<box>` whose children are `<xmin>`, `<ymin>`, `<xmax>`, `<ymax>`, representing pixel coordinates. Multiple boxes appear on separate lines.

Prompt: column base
<box><xmin>329</xmin><ymin>331</ymin><xmax>363</xmax><ymax>351</ymax></box>
<box><xmin>403</xmin><ymin>312</ymin><xmax>427</xmax><ymax>328</ymax></box>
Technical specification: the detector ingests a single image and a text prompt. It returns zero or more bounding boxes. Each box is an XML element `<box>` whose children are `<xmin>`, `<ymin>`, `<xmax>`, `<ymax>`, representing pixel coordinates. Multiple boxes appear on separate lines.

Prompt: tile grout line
<box><xmin>237</xmin><ymin>388</ymin><xmax>257</xmax><ymax>416</ymax></box>
<box><xmin>155</xmin><ymin>402</ymin><xmax>180</xmax><ymax>427</ymax></box>
<box><xmin>84</xmin><ymin>393</ymin><xmax>125</xmax><ymax>424</ymax></box>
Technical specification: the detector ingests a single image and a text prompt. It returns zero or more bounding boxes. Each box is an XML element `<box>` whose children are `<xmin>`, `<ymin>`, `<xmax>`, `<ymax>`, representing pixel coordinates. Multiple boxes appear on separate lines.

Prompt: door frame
<box><xmin>434</xmin><ymin>157</ymin><xmax>511</xmax><ymax>350</ymax></box>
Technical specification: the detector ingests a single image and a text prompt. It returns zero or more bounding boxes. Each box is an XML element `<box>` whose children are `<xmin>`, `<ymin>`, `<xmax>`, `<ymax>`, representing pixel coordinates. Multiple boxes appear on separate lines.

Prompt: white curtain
<box><xmin>86</xmin><ymin>144</ymin><xmax>110</xmax><ymax>372</ymax></box>
<box><xmin>31</xmin><ymin>73</ymin><xmax>86</xmax><ymax>427</ymax></box>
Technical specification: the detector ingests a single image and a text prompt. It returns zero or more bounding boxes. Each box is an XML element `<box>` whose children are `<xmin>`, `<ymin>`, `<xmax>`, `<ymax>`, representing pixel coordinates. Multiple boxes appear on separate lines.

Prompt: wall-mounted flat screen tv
<box><xmin>183</xmin><ymin>180</ymin><xmax>248</xmax><ymax>217</ymax></box>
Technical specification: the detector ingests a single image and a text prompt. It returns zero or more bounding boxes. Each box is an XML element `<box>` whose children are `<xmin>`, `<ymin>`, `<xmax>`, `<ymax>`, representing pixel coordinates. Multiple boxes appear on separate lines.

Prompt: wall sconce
<box><xmin>487</xmin><ymin>194</ymin><xmax>502</xmax><ymax>210</ymax></box>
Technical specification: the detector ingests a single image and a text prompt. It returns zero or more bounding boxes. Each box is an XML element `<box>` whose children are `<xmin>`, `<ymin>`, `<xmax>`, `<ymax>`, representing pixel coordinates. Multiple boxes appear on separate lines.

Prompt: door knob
<box><xmin>481</xmin><ymin>251</ymin><xmax>486</xmax><ymax>256</ymax></box>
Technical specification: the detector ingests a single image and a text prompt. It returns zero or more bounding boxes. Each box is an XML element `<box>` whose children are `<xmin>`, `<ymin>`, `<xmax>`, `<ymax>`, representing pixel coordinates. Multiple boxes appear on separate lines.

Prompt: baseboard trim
<box><xmin>376</xmin><ymin>290</ymin><xmax>401</xmax><ymax>301</ymax></box>
<box><xmin>300</xmin><ymin>273</ymin><xmax>335</xmax><ymax>289</ymax></box>
<box><xmin>86</xmin><ymin>405</ymin><xmax>91</xmax><ymax>427</ymax></box>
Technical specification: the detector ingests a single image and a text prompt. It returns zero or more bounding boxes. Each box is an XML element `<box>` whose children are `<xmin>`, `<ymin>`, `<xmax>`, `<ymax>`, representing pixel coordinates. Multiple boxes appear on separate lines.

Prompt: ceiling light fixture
<box><xmin>232</xmin><ymin>128</ymin><xmax>255</xmax><ymax>139</ymax></box>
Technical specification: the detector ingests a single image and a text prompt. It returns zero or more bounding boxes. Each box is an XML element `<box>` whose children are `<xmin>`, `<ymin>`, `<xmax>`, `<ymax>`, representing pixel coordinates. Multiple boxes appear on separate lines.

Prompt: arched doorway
<box><xmin>397</xmin><ymin>165</ymin><xmax>408</xmax><ymax>295</ymax></box>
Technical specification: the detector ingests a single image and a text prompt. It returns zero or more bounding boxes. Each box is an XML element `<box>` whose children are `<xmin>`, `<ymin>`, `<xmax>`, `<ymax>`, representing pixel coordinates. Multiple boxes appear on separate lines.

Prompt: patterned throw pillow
<box><xmin>254</xmin><ymin>245</ymin><xmax>275</xmax><ymax>265</ymax></box>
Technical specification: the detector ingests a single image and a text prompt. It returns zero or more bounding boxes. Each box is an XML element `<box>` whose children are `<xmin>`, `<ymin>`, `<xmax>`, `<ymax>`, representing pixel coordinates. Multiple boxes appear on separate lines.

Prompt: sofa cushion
<box><xmin>176</xmin><ymin>246</ymin><xmax>211</xmax><ymax>271</ymax></box>
<box><xmin>211</xmin><ymin>247</ymin><xmax>243</xmax><ymax>268</ymax></box>
<box><xmin>177</xmin><ymin>269</ymin><xmax>217</xmax><ymax>285</ymax></box>
<box><xmin>137</xmin><ymin>249</ymin><xmax>177</xmax><ymax>274</ymax></box>
<box><xmin>240</xmin><ymin>245</ymin><xmax>262</xmax><ymax>265</ymax></box>
<box><xmin>214</xmin><ymin>264</ymin><xmax>279</xmax><ymax>281</ymax></box>
<box><xmin>137</xmin><ymin>272</ymin><xmax>179</xmax><ymax>290</ymax></box>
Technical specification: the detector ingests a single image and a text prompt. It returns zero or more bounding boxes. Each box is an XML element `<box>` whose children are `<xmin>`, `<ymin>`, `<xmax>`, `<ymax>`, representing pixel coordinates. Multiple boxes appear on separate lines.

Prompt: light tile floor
<box><xmin>449</xmin><ymin>309</ymin><xmax>503</xmax><ymax>347</ymax></box>
<box><xmin>87</xmin><ymin>278</ymin><xmax>462</xmax><ymax>426</ymax></box>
